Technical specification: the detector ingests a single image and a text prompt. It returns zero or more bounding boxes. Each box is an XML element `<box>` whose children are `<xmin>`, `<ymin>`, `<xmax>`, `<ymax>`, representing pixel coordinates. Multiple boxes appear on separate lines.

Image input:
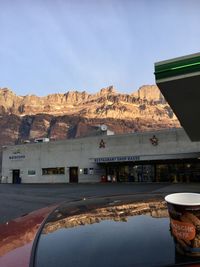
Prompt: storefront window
<box><xmin>134</xmin><ymin>165</ymin><xmax>154</xmax><ymax>182</ymax></box>
<box><xmin>155</xmin><ymin>161</ymin><xmax>200</xmax><ymax>182</ymax></box>
<box><xmin>106</xmin><ymin>164</ymin><xmax>154</xmax><ymax>182</ymax></box>
<box><xmin>28</xmin><ymin>170</ymin><xmax>36</xmax><ymax>175</ymax></box>
<box><xmin>104</xmin><ymin>160</ymin><xmax>200</xmax><ymax>183</ymax></box>
<box><xmin>42</xmin><ymin>167</ymin><xmax>65</xmax><ymax>175</ymax></box>
<box><xmin>118</xmin><ymin>166</ymin><xmax>129</xmax><ymax>182</ymax></box>
<box><xmin>156</xmin><ymin>164</ymin><xmax>169</xmax><ymax>182</ymax></box>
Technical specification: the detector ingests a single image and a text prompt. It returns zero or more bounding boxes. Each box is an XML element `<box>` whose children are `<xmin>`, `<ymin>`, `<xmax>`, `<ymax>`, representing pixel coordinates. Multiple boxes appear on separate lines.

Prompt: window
<box><xmin>89</xmin><ymin>168</ymin><xmax>94</xmax><ymax>175</ymax></box>
<box><xmin>28</xmin><ymin>170</ymin><xmax>36</xmax><ymax>175</ymax></box>
<box><xmin>42</xmin><ymin>167</ymin><xmax>65</xmax><ymax>175</ymax></box>
<box><xmin>83</xmin><ymin>168</ymin><xmax>88</xmax><ymax>174</ymax></box>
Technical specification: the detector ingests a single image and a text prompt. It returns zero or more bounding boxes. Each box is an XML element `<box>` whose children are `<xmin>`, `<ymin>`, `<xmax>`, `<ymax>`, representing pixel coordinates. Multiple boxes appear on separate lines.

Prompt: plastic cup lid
<box><xmin>165</xmin><ymin>193</ymin><xmax>200</xmax><ymax>206</ymax></box>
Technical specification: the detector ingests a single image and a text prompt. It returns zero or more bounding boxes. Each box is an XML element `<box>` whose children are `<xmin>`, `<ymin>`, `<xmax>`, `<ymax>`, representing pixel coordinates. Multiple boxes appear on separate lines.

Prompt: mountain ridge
<box><xmin>0</xmin><ymin>84</ymin><xmax>180</xmax><ymax>146</ymax></box>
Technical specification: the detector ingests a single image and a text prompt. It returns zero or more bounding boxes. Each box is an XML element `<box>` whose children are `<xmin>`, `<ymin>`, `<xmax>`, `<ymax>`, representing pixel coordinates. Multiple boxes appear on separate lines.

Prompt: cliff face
<box><xmin>0</xmin><ymin>85</ymin><xmax>180</xmax><ymax>146</ymax></box>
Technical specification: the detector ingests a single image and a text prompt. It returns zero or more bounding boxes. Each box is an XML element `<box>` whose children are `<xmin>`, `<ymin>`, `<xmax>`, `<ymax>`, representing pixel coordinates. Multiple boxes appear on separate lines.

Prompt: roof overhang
<box><xmin>92</xmin><ymin>152</ymin><xmax>200</xmax><ymax>163</ymax></box>
<box><xmin>155</xmin><ymin>52</ymin><xmax>200</xmax><ymax>141</ymax></box>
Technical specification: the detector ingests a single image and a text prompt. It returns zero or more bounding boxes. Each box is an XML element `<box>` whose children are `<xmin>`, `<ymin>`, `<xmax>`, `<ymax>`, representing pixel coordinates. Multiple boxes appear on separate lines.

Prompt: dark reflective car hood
<box><xmin>1</xmin><ymin>195</ymin><xmax>200</xmax><ymax>267</ymax></box>
<box><xmin>30</xmin><ymin>195</ymin><xmax>200</xmax><ymax>267</ymax></box>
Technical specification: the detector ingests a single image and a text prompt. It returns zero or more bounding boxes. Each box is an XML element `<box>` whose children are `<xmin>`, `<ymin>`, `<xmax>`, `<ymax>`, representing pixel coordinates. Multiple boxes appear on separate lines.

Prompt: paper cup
<box><xmin>165</xmin><ymin>193</ymin><xmax>200</xmax><ymax>257</ymax></box>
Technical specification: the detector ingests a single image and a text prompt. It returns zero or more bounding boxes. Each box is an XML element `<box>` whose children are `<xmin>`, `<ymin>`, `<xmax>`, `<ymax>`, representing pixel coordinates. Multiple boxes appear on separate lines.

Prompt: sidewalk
<box><xmin>152</xmin><ymin>182</ymin><xmax>200</xmax><ymax>194</ymax></box>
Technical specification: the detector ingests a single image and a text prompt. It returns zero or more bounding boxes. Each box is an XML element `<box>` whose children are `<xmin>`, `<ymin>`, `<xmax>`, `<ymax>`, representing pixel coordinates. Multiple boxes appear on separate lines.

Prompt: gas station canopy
<box><xmin>155</xmin><ymin>52</ymin><xmax>200</xmax><ymax>141</ymax></box>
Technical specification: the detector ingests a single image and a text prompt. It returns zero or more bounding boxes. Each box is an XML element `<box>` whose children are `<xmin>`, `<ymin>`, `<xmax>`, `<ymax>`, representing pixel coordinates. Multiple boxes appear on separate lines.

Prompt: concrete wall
<box><xmin>2</xmin><ymin>128</ymin><xmax>200</xmax><ymax>183</ymax></box>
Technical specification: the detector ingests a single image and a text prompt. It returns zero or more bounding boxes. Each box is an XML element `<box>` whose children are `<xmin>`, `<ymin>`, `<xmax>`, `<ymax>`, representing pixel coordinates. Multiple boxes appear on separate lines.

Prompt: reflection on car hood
<box><xmin>32</xmin><ymin>196</ymin><xmax>200</xmax><ymax>267</ymax></box>
<box><xmin>2</xmin><ymin>195</ymin><xmax>200</xmax><ymax>267</ymax></box>
<box><xmin>42</xmin><ymin>198</ymin><xmax>168</xmax><ymax>235</ymax></box>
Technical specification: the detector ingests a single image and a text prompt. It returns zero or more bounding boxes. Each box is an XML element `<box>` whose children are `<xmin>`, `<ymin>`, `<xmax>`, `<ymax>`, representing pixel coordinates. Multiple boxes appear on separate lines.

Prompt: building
<box><xmin>2</xmin><ymin>128</ymin><xmax>200</xmax><ymax>183</ymax></box>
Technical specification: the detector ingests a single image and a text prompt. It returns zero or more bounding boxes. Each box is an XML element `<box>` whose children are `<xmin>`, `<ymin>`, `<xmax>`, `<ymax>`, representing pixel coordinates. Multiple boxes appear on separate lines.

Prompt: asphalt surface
<box><xmin>1</xmin><ymin>182</ymin><xmax>200</xmax><ymax>224</ymax></box>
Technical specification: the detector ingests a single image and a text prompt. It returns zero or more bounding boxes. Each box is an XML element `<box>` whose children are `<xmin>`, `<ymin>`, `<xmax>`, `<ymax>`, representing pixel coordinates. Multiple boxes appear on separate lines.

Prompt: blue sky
<box><xmin>0</xmin><ymin>0</ymin><xmax>200</xmax><ymax>96</ymax></box>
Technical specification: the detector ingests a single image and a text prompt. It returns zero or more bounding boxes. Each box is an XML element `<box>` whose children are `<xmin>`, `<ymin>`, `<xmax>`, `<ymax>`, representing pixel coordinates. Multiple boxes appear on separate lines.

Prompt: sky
<box><xmin>0</xmin><ymin>0</ymin><xmax>200</xmax><ymax>96</ymax></box>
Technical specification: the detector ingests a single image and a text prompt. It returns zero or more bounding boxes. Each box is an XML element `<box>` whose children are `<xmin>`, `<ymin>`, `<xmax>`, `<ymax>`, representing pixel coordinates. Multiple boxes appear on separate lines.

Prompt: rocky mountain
<box><xmin>0</xmin><ymin>85</ymin><xmax>180</xmax><ymax>147</ymax></box>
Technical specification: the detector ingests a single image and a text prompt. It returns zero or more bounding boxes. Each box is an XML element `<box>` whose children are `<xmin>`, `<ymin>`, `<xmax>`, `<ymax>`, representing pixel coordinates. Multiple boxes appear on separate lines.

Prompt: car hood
<box><xmin>2</xmin><ymin>195</ymin><xmax>200</xmax><ymax>267</ymax></box>
<box><xmin>0</xmin><ymin>205</ymin><xmax>57</xmax><ymax>267</ymax></box>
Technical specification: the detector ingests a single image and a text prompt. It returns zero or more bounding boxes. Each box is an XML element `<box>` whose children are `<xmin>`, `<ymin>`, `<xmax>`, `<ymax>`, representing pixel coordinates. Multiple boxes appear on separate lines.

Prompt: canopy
<box><xmin>155</xmin><ymin>52</ymin><xmax>200</xmax><ymax>141</ymax></box>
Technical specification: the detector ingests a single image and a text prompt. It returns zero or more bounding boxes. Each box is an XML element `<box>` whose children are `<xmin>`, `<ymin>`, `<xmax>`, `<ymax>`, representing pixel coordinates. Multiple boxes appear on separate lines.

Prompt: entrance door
<box><xmin>12</xmin><ymin>169</ymin><xmax>20</xmax><ymax>184</ymax></box>
<box><xmin>69</xmin><ymin>167</ymin><xmax>78</xmax><ymax>183</ymax></box>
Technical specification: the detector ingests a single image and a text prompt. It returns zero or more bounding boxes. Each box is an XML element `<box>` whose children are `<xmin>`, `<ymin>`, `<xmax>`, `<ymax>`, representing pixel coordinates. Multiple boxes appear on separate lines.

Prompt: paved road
<box><xmin>0</xmin><ymin>183</ymin><xmax>200</xmax><ymax>223</ymax></box>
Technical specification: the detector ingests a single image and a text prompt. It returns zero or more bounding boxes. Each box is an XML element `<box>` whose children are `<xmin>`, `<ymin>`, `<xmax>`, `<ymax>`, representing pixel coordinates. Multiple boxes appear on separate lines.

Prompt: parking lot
<box><xmin>1</xmin><ymin>182</ymin><xmax>200</xmax><ymax>223</ymax></box>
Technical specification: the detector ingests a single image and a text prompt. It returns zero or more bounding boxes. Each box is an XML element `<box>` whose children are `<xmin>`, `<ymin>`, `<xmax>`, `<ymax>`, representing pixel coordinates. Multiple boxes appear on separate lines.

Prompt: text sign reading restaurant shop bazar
<box><xmin>94</xmin><ymin>156</ymin><xmax>140</xmax><ymax>163</ymax></box>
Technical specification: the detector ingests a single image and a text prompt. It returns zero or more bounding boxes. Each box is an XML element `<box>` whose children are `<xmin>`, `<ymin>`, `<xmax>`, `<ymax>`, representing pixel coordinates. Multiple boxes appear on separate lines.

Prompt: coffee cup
<box><xmin>165</xmin><ymin>193</ymin><xmax>200</xmax><ymax>257</ymax></box>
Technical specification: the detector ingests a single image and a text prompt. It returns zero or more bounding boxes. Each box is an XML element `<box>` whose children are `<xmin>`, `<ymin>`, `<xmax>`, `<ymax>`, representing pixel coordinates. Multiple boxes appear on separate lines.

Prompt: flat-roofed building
<box><xmin>2</xmin><ymin>128</ymin><xmax>200</xmax><ymax>183</ymax></box>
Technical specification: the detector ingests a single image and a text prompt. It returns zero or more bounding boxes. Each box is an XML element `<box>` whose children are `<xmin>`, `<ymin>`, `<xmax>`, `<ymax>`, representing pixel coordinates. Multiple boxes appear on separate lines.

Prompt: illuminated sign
<box><xmin>94</xmin><ymin>156</ymin><xmax>140</xmax><ymax>163</ymax></box>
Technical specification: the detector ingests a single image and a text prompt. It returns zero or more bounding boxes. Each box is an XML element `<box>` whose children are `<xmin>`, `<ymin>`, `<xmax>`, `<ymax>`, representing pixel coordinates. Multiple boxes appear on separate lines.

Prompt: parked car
<box><xmin>1</xmin><ymin>195</ymin><xmax>200</xmax><ymax>267</ymax></box>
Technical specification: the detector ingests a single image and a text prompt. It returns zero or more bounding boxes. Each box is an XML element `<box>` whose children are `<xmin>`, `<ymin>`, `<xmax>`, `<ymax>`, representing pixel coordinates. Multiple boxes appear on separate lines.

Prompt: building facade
<box><xmin>2</xmin><ymin>128</ymin><xmax>200</xmax><ymax>183</ymax></box>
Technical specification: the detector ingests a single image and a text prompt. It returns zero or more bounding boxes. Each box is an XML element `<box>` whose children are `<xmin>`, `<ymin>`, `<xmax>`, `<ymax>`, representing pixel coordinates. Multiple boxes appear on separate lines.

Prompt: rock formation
<box><xmin>0</xmin><ymin>85</ymin><xmax>180</xmax><ymax>146</ymax></box>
